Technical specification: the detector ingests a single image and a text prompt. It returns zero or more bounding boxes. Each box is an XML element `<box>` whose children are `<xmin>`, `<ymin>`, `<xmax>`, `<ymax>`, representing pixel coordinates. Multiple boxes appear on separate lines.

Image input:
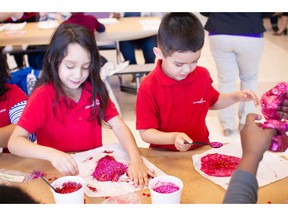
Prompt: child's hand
<box><xmin>238</xmin><ymin>89</ymin><xmax>260</xmax><ymax>106</ymax></box>
<box><xmin>127</xmin><ymin>160</ymin><xmax>155</xmax><ymax>188</ymax></box>
<box><xmin>49</xmin><ymin>150</ymin><xmax>79</xmax><ymax>176</ymax></box>
<box><xmin>174</xmin><ymin>132</ymin><xmax>192</xmax><ymax>152</ymax></box>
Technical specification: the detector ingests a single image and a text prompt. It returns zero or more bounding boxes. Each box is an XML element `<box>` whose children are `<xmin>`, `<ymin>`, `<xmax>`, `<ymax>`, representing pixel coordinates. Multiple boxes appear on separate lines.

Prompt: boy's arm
<box><xmin>140</xmin><ymin>129</ymin><xmax>192</xmax><ymax>152</ymax></box>
<box><xmin>140</xmin><ymin>128</ymin><xmax>179</xmax><ymax>145</ymax></box>
<box><xmin>210</xmin><ymin>89</ymin><xmax>259</xmax><ymax>110</ymax></box>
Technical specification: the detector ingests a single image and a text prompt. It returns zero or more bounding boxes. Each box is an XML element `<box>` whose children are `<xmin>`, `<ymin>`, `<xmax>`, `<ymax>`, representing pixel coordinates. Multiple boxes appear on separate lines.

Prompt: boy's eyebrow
<box><xmin>174</xmin><ymin>56</ymin><xmax>201</xmax><ymax>64</ymax></box>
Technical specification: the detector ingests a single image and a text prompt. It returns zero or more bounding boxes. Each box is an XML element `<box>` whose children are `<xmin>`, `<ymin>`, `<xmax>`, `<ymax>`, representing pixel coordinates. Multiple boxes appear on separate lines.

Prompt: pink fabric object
<box><xmin>260</xmin><ymin>82</ymin><xmax>288</xmax><ymax>152</ymax></box>
<box><xmin>261</xmin><ymin>82</ymin><xmax>288</xmax><ymax>120</ymax></box>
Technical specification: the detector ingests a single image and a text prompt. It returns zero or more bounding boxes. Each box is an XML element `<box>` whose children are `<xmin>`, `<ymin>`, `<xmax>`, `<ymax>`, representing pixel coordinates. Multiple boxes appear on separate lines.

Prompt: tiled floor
<box><xmin>6</xmin><ymin>16</ymin><xmax>288</xmax><ymax>148</ymax></box>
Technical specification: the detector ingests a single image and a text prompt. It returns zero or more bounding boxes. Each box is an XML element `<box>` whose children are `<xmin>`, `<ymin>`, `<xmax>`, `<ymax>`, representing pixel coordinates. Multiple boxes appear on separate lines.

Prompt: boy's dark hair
<box><xmin>35</xmin><ymin>23</ymin><xmax>109</xmax><ymax>125</ymax></box>
<box><xmin>0</xmin><ymin>185</ymin><xmax>38</xmax><ymax>203</ymax></box>
<box><xmin>157</xmin><ymin>12</ymin><xmax>205</xmax><ymax>57</ymax></box>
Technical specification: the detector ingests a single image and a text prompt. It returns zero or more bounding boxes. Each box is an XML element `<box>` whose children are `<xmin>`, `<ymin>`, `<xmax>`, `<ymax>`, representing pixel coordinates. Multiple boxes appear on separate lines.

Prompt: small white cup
<box><xmin>149</xmin><ymin>175</ymin><xmax>183</xmax><ymax>204</ymax></box>
<box><xmin>50</xmin><ymin>176</ymin><xmax>85</xmax><ymax>204</ymax></box>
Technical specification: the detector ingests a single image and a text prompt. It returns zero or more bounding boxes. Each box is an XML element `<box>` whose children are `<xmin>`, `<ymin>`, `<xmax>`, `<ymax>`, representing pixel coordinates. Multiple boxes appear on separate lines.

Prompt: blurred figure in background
<box><xmin>64</xmin><ymin>12</ymin><xmax>108</xmax><ymax>66</ymax></box>
<box><xmin>0</xmin><ymin>12</ymin><xmax>23</xmax><ymax>21</ymax></box>
<box><xmin>111</xmin><ymin>12</ymin><xmax>165</xmax><ymax>85</ymax></box>
<box><xmin>200</xmin><ymin>13</ymin><xmax>265</xmax><ymax>136</ymax></box>
<box><xmin>274</xmin><ymin>12</ymin><xmax>288</xmax><ymax>35</ymax></box>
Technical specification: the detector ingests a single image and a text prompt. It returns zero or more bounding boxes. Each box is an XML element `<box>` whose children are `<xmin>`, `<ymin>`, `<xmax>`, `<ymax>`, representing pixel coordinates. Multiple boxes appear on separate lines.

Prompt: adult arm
<box><xmin>223</xmin><ymin>114</ymin><xmax>275</xmax><ymax>203</ymax></box>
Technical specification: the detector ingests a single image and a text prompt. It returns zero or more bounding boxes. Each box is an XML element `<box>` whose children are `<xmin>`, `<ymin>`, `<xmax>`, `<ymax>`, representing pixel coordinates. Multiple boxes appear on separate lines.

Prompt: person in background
<box><xmin>2</xmin><ymin>13</ymin><xmax>39</xmax><ymax>69</ymax></box>
<box><xmin>262</xmin><ymin>12</ymin><xmax>279</xmax><ymax>32</ymax></box>
<box><xmin>8</xmin><ymin>23</ymin><xmax>154</xmax><ymax>188</ymax></box>
<box><xmin>0</xmin><ymin>12</ymin><xmax>23</xmax><ymax>21</ymax></box>
<box><xmin>63</xmin><ymin>12</ymin><xmax>107</xmax><ymax>66</ymax></box>
<box><xmin>274</xmin><ymin>12</ymin><xmax>288</xmax><ymax>35</ymax></box>
<box><xmin>200</xmin><ymin>13</ymin><xmax>265</xmax><ymax>136</ymax></box>
<box><xmin>26</xmin><ymin>12</ymin><xmax>72</xmax><ymax>71</ymax></box>
<box><xmin>38</xmin><ymin>12</ymin><xmax>71</xmax><ymax>22</ymax></box>
<box><xmin>111</xmin><ymin>12</ymin><xmax>164</xmax><ymax>85</ymax></box>
<box><xmin>136</xmin><ymin>13</ymin><xmax>259</xmax><ymax>152</ymax></box>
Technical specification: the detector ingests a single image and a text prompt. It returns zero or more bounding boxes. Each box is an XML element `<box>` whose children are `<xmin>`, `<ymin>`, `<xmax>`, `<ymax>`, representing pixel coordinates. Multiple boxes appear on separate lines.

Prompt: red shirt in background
<box><xmin>63</xmin><ymin>12</ymin><xmax>105</xmax><ymax>34</ymax></box>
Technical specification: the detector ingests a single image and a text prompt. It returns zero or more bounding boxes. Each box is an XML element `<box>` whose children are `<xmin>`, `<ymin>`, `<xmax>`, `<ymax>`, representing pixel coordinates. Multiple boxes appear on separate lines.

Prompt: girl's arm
<box><xmin>0</xmin><ymin>124</ymin><xmax>16</xmax><ymax>148</ymax></box>
<box><xmin>8</xmin><ymin>126</ymin><xmax>79</xmax><ymax>176</ymax></box>
<box><xmin>210</xmin><ymin>89</ymin><xmax>259</xmax><ymax>110</ymax></box>
<box><xmin>107</xmin><ymin>115</ymin><xmax>155</xmax><ymax>188</ymax></box>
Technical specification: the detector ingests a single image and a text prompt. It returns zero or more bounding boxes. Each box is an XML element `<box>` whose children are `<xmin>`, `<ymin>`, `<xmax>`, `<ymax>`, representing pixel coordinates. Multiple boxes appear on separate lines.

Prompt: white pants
<box><xmin>209</xmin><ymin>35</ymin><xmax>264</xmax><ymax>130</ymax></box>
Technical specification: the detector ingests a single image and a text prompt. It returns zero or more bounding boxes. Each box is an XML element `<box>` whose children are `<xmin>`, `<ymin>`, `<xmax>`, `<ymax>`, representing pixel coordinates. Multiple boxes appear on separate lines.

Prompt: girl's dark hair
<box><xmin>35</xmin><ymin>23</ymin><xmax>109</xmax><ymax>125</ymax></box>
<box><xmin>157</xmin><ymin>12</ymin><xmax>205</xmax><ymax>57</ymax></box>
<box><xmin>0</xmin><ymin>52</ymin><xmax>10</xmax><ymax>99</ymax></box>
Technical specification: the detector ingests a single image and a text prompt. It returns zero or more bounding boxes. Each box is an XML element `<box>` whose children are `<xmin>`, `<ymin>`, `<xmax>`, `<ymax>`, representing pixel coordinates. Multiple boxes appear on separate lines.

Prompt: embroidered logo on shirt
<box><xmin>85</xmin><ymin>99</ymin><xmax>100</xmax><ymax>109</ymax></box>
<box><xmin>0</xmin><ymin>109</ymin><xmax>6</xmax><ymax>113</ymax></box>
<box><xmin>193</xmin><ymin>98</ymin><xmax>206</xmax><ymax>104</ymax></box>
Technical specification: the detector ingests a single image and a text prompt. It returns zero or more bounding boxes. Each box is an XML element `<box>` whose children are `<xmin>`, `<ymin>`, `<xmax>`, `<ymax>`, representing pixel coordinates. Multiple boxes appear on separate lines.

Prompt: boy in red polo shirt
<box><xmin>8</xmin><ymin>23</ymin><xmax>154</xmax><ymax>188</ymax></box>
<box><xmin>136</xmin><ymin>13</ymin><xmax>259</xmax><ymax>152</ymax></box>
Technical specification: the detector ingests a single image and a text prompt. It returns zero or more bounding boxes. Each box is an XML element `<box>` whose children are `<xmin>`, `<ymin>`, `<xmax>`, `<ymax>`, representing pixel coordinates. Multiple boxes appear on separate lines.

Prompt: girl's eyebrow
<box><xmin>63</xmin><ymin>59</ymin><xmax>91</xmax><ymax>65</ymax></box>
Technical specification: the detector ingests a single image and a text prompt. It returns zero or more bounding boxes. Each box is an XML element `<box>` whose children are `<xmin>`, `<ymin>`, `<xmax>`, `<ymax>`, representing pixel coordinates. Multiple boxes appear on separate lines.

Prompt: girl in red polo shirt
<box><xmin>8</xmin><ymin>23</ymin><xmax>154</xmax><ymax>188</ymax></box>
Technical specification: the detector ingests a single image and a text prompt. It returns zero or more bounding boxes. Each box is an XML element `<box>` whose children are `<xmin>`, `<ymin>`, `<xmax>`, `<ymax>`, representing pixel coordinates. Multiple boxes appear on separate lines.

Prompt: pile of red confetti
<box><xmin>55</xmin><ymin>181</ymin><xmax>82</xmax><ymax>194</ymax></box>
<box><xmin>92</xmin><ymin>155</ymin><xmax>128</xmax><ymax>182</ymax></box>
<box><xmin>200</xmin><ymin>153</ymin><xmax>240</xmax><ymax>177</ymax></box>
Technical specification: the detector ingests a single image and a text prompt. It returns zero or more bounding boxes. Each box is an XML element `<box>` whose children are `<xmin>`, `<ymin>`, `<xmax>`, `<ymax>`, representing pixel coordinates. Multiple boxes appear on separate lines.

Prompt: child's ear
<box><xmin>153</xmin><ymin>47</ymin><xmax>163</xmax><ymax>59</ymax></box>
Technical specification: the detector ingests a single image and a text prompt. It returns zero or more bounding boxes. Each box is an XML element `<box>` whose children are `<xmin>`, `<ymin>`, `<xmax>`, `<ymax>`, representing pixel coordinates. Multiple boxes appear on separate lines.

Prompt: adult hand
<box><xmin>277</xmin><ymin>97</ymin><xmax>288</xmax><ymax>120</ymax></box>
<box><xmin>238</xmin><ymin>113</ymin><xmax>276</xmax><ymax>174</ymax></box>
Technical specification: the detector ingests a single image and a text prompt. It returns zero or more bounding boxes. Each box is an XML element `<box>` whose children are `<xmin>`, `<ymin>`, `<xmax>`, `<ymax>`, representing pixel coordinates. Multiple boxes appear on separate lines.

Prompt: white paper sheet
<box><xmin>37</xmin><ymin>20</ymin><xmax>59</xmax><ymax>29</ymax></box>
<box><xmin>72</xmin><ymin>143</ymin><xmax>166</xmax><ymax>197</ymax></box>
<box><xmin>98</xmin><ymin>18</ymin><xmax>118</xmax><ymax>25</ymax></box>
<box><xmin>192</xmin><ymin>141</ymin><xmax>288</xmax><ymax>189</ymax></box>
<box><xmin>139</xmin><ymin>19</ymin><xmax>160</xmax><ymax>31</ymax></box>
<box><xmin>1</xmin><ymin>22</ymin><xmax>27</xmax><ymax>31</ymax></box>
